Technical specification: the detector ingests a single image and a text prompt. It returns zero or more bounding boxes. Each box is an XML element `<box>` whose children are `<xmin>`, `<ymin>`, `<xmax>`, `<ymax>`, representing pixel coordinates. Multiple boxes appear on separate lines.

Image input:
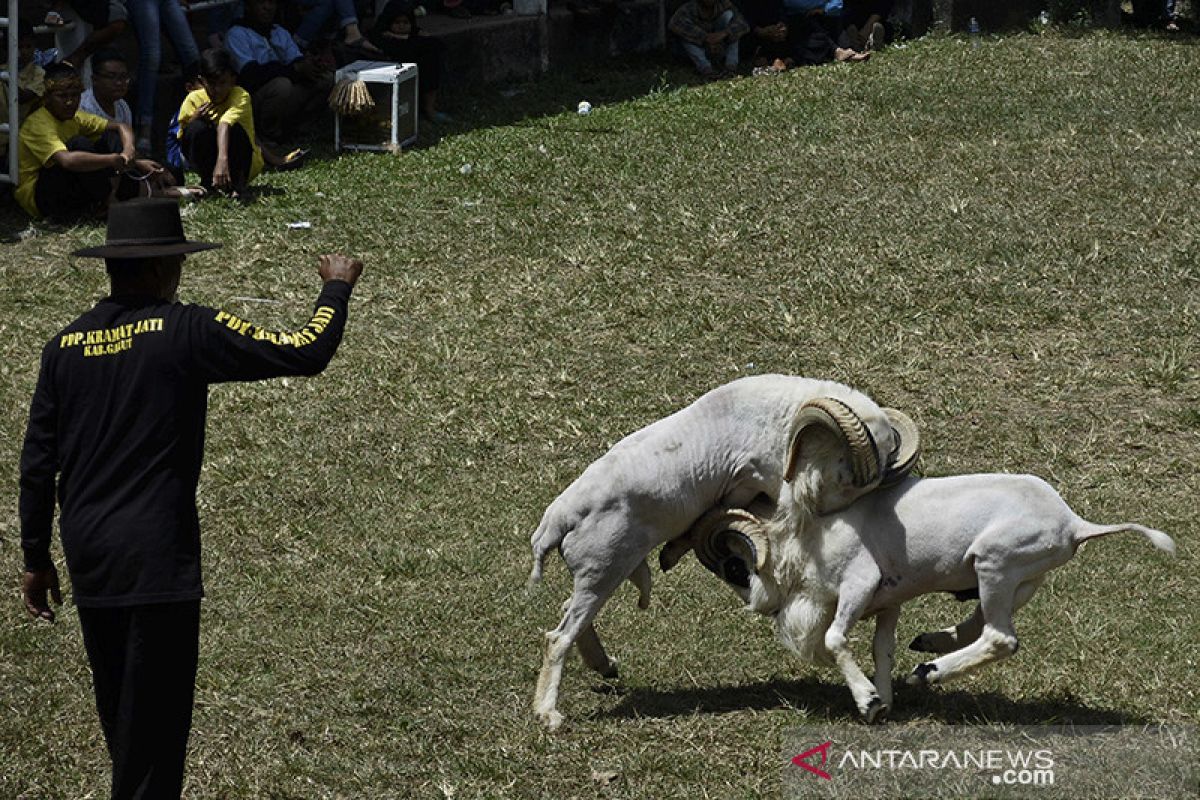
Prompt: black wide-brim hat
<box><xmin>73</xmin><ymin>198</ymin><xmax>222</xmax><ymax>258</ymax></box>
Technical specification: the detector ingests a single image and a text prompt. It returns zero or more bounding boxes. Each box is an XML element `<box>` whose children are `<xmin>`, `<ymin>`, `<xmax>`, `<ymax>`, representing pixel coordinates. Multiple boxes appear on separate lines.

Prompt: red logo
<box><xmin>791</xmin><ymin>741</ymin><xmax>833</xmax><ymax>780</ymax></box>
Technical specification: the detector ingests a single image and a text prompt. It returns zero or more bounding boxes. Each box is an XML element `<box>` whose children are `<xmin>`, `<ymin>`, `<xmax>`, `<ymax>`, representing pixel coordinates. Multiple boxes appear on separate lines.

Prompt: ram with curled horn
<box><xmin>527</xmin><ymin>374</ymin><xmax>919</xmax><ymax>730</ymax></box>
<box><xmin>689</xmin><ymin>450</ymin><xmax>1174</xmax><ymax>724</ymax></box>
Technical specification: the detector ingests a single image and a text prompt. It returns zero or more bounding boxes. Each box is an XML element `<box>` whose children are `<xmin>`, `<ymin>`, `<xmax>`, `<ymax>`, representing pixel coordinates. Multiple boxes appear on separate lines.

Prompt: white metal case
<box><xmin>334</xmin><ymin>60</ymin><xmax>419</xmax><ymax>152</ymax></box>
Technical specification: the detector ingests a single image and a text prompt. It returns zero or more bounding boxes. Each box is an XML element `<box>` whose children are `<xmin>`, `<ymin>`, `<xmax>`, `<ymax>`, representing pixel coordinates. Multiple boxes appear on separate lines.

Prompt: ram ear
<box><xmin>880</xmin><ymin>408</ymin><xmax>920</xmax><ymax>487</ymax></box>
<box><xmin>783</xmin><ymin>397</ymin><xmax>880</xmax><ymax>487</ymax></box>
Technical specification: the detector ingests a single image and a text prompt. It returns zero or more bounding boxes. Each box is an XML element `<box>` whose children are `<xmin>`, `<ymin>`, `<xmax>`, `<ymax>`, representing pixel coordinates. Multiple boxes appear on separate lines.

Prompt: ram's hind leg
<box><xmin>908</xmin><ymin>604</ymin><xmax>984</xmax><ymax>654</ymax></box>
<box><xmin>533</xmin><ymin>528</ymin><xmax>647</xmax><ymax>731</ymax></box>
<box><xmin>576</xmin><ymin>623</ymin><xmax>619</xmax><ymax>678</ymax></box>
<box><xmin>907</xmin><ymin>575</ymin><xmax>1046</xmax><ymax>686</ymax></box>
<box><xmin>534</xmin><ymin>588</ymin><xmax>613</xmax><ymax>731</ymax></box>
<box><xmin>577</xmin><ymin>559</ymin><xmax>651</xmax><ymax>678</ymax></box>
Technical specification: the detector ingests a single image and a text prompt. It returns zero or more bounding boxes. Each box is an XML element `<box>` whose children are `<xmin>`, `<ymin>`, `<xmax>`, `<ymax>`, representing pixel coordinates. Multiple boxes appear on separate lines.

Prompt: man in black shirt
<box><xmin>19</xmin><ymin>197</ymin><xmax>364</xmax><ymax>799</ymax></box>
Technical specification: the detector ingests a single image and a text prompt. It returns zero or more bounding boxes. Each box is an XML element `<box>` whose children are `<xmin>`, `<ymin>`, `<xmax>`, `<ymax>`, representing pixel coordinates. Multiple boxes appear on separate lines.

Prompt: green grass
<box><xmin>2</xmin><ymin>29</ymin><xmax>1198</xmax><ymax>798</ymax></box>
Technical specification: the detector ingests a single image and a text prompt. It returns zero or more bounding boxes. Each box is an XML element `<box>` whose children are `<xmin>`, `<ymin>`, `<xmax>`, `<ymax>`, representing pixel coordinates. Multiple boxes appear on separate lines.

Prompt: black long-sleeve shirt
<box><xmin>19</xmin><ymin>280</ymin><xmax>352</xmax><ymax>607</ymax></box>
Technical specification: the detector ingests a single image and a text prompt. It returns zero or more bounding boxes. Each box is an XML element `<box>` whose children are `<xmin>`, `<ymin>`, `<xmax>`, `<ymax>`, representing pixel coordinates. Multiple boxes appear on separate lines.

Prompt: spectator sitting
<box><xmin>1166</xmin><ymin>0</ymin><xmax>1180</xmax><ymax>30</ymax></box>
<box><xmin>16</xmin><ymin>63</ymin><xmax>176</xmax><ymax>220</ymax></box>
<box><xmin>368</xmin><ymin>0</ymin><xmax>452</xmax><ymax>123</ymax></box>
<box><xmin>177</xmin><ymin>49</ymin><xmax>265</xmax><ymax>198</ymax></box>
<box><xmin>80</xmin><ymin>49</ymin><xmax>133</xmax><ymax>126</ymax></box>
<box><xmin>177</xmin><ymin>49</ymin><xmax>303</xmax><ymax>198</ymax></box>
<box><xmin>782</xmin><ymin>0</ymin><xmax>868</xmax><ymax>65</ymax></box>
<box><xmin>739</xmin><ymin>0</ymin><xmax>792</xmax><ymax>69</ymax></box>
<box><xmin>225</xmin><ymin>0</ymin><xmax>334</xmax><ymax>148</ymax></box>
<box><xmin>840</xmin><ymin>0</ymin><xmax>890</xmax><ymax>51</ymax></box>
<box><xmin>668</xmin><ymin>0</ymin><xmax>750</xmax><ymax>79</ymax></box>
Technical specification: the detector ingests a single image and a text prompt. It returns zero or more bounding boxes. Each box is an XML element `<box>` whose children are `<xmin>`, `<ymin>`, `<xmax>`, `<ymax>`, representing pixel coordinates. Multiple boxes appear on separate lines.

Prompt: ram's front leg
<box><xmin>825</xmin><ymin>566</ymin><xmax>887</xmax><ymax>723</ymax></box>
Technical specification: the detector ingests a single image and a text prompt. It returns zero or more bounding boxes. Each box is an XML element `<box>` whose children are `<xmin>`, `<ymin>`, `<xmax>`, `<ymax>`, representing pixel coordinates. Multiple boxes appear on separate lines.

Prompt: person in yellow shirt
<box><xmin>177</xmin><ymin>48</ymin><xmax>265</xmax><ymax>197</ymax></box>
<box><xmin>16</xmin><ymin>62</ymin><xmax>174</xmax><ymax>220</ymax></box>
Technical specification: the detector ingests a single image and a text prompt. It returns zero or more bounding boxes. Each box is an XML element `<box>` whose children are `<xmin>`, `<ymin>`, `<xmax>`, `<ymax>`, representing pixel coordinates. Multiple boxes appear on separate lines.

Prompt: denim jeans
<box><xmin>295</xmin><ymin>0</ymin><xmax>360</xmax><ymax>46</ymax></box>
<box><xmin>680</xmin><ymin>10</ymin><xmax>740</xmax><ymax>71</ymax></box>
<box><xmin>128</xmin><ymin>0</ymin><xmax>201</xmax><ymax>128</ymax></box>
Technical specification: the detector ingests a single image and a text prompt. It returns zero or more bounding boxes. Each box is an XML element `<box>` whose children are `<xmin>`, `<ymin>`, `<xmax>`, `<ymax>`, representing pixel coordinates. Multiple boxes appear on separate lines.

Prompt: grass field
<box><xmin>1</xmin><ymin>27</ymin><xmax>1198</xmax><ymax>799</ymax></box>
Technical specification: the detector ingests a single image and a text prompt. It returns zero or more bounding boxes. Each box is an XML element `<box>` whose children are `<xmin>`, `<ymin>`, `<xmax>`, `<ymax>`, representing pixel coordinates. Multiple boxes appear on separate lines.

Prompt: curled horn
<box><xmin>689</xmin><ymin>507</ymin><xmax>770</xmax><ymax>589</ymax></box>
<box><xmin>880</xmin><ymin>407</ymin><xmax>920</xmax><ymax>486</ymax></box>
<box><xmin>783</xmin><ymin>397</ymin><xmax>880</xmax><ymax>487</ymax></box>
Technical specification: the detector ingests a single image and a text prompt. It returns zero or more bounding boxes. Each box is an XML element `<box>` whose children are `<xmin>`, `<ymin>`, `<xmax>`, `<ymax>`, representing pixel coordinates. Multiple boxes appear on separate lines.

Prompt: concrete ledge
<box><xmin>418</xmin><ymin>0</ymin><xmax>664</xmax><ymax>85</ymax></box>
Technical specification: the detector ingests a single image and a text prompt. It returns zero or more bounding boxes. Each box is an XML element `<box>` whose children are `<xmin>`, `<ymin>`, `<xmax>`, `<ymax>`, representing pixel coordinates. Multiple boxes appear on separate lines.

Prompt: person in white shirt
<box><xmin>79</xmin><ymin>49</ymin><xmax>134</xmax><ymax>129</ymax></box>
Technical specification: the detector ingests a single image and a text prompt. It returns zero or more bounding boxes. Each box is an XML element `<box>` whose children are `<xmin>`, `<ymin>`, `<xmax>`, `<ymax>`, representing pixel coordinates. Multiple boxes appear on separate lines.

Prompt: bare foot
<box><xmin>155</xmin><ymin>185</ymin><xmax>207</xmax><ymax>200</ymax></box>
<box><xmin>834</xmin><ymin>47</ymin><xmax>871</xmax><ymax>63</ymax></box>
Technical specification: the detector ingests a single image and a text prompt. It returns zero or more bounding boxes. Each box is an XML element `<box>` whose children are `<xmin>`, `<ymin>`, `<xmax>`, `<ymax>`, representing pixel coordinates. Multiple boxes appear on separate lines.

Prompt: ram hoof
<box><xmin>907</xmin><ymin>634</ymin><xmax>932</xmax><ymax>652</ymax></box>
<box><xmin>907</xmin><ymin>662</ymin><xmax>939</xmax><ymax>685</ymax></box>
<box><xmin>536</xmin><ymin>709</ymin><xmax>565</xmax><ymax>731</ymax></box>
<box><xmin>863</xmin><ymin>696</ymin><xmax>889</xmax><ymax>724</ymax></box>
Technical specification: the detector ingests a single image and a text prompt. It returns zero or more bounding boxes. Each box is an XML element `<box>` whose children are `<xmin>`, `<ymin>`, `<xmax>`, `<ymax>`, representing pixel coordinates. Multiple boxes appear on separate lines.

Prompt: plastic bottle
<box><xmin>968</xmin><ymin>17</ymin><xmax>981</xmax><ymax>48</ymax></box>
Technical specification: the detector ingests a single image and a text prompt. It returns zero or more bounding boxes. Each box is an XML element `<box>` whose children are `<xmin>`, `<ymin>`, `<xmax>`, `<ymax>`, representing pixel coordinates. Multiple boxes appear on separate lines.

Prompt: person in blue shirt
<box><xmin>224</xmin><ymin>0</ymin><xmax>333</xmax><ymax>147</ymax></box>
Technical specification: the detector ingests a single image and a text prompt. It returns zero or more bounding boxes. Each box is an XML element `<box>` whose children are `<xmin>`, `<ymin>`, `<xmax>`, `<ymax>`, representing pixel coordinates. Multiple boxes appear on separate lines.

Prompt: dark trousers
<box><xmin>843</xmin><ymin>0</ymin><xmax>893</xmax><ymax>27</ymax></box>
<box><xmin>78</xmin><ymin>601</ymin><xmax>201</xmax><ymax>800</ymax></box>
<box><xmin>34</xmin><ymin>132</ymin><xmax>121</xmax><ymax>220</ymax></box>
<box><xmin>181</xmin><ymin>117</ymin><xmax>253</xmax><ymax>191</ymax></box>
<box><xmin>377</xmin><ymin>34</ymin><xmax>446</xmax><ymax>93</ymax></box>
<box><xmin>787</xmin><ymin>13</ymin><xmax>841</xmax><ymax>65</ymax></box>
<box><xmin>251</xmin><ymin>74</ymin><xmax>333</xmax><ymax>146</ymax></box>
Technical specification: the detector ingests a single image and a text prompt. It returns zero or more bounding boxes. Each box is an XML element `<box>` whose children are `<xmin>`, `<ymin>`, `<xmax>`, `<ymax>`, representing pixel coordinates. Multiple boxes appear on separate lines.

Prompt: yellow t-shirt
<box><xmin>177</xmin><ymin>86</ymin><xmax>264</xmax><ymax>181</ymax></box>
<box><xmin>16</xmin><ymin>107</ymin><xmax>111</xmax><ymax>218</ymax></box>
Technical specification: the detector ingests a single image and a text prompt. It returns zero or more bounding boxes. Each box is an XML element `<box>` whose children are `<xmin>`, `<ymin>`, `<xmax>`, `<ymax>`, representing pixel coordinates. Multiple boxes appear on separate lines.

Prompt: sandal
<box><xmin>276</xmin><ymin>149</ymin><xmax>308</xmax><ymax>171</ymax></box>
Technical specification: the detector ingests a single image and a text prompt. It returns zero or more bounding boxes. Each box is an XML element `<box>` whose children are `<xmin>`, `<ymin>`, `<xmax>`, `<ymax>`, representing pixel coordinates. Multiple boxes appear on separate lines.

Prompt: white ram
<box><xmin>688</xmin><ymin>473</ymin><xmax>1176</xmax><ymax>723</ymax></box>
<box><xmin>527</xmin><ymin>374</ymin><xmax>919</xmax><ymax>730</ymax></box>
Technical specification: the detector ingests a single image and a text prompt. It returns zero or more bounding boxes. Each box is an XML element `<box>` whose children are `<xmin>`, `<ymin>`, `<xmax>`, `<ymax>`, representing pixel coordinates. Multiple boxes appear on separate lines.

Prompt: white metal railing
<box><xmin>1</xmin><ymin>0</ymin><xmax>17</xmax><ymax>185</ymax></box>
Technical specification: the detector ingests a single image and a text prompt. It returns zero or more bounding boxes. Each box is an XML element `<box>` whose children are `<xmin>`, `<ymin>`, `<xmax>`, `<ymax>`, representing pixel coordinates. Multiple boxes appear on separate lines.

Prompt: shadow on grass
<box><xmin>409</xmin><ymin>53</ymin><xmax>700</xmax><ymax>148</ymax></box>
<box><xmin>602</xmin><ymin>676</ymin><xmax>1147</xmax><ymax>726</ymax></box>
<box><xmin>0</xmin><ymin>181</ymin><xmax>298</xmax><ymax>241</ymax></box>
